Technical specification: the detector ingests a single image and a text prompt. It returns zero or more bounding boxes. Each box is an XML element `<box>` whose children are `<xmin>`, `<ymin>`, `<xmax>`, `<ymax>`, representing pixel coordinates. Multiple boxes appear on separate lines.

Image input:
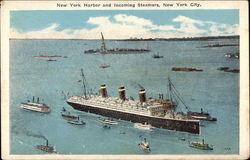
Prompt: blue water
<box><xmin>10</xmin><ymin>39</ymin><xmax>239</xmax><ymax>154</ymax></box>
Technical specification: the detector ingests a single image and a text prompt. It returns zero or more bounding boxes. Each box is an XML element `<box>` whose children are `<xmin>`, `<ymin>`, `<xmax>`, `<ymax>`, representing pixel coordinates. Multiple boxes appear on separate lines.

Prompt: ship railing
<box><xmin>70</xmin><ymin>96</ymin><xmax>149</xmax><ymax>112</ymax></box>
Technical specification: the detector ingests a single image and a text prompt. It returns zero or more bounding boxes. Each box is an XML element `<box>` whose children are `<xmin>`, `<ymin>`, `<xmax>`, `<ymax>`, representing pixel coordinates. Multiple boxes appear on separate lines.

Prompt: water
<box><xmin>10</xmin><ymin>39</ymin><xmax>239</xmax><ymax>154</ymax></box>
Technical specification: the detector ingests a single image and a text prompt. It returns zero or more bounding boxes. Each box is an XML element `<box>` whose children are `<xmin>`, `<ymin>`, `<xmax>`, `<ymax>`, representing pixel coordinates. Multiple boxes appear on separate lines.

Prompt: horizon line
<box><xmin>9</xmin><ymin>35</ymin><xmax>239</xmax><ymax>40</ymax></box>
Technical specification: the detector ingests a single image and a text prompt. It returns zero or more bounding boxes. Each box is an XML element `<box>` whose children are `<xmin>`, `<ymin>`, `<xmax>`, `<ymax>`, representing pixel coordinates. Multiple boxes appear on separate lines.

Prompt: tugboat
<box><xmin>67</xmin><ymin>117</ymin><xmax>86</xmax><ymax>125</ymax></box>
<box><xmin>138</xmin><ymin>137</ymin><xmax>151</xmax><ymax>152</ymax></box>
<box><xmin>189</xmin><ymin>139</ymin><xmax>213</xmax><ymax>150</ymax></box>
<box><xmin>36</xmin><ymin>139</ymin><xmax>56</xmax><ymax>153</ymax></box>
<box><xmin>187</xmin><ymin>108</ymin><xmax>217</xmax><ymax>121</ymax></box>
<box><xmin>61</xmin><ymin>108</ymin><xmax>78</xmax><ymax>121</ymax></box>
<box><xmin>20</xmin><ymin>97</ymin><xmax>51</xmax><ymax>113</ymax></box>
<box><xmin>97</xmin><ymin>119</ymin><xmax>118</xmax><ymax>125</ymax></box>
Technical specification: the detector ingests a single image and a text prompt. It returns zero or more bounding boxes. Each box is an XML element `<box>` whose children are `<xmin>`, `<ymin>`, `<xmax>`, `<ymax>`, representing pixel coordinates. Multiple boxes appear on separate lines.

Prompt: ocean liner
<box><xmin>66</xmin><ymin>69</ymin><xmax>200</xmax><ymax>134</ymax></box>
<box><xmin>84</xmin><ymin>33</ymin><xmax>150</xmax><ymax>54</ymax></box>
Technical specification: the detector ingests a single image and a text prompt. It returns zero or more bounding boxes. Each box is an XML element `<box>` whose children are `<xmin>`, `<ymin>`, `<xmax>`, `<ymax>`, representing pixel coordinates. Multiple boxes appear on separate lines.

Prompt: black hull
<box><xmin>67</xmin><ymin>102</ymin><xmax>200</xmax><ymax>134</ymax></box>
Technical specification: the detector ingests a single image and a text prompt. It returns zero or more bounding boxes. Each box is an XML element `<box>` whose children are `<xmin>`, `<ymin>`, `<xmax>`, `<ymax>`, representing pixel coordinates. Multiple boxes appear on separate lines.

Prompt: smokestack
<box><xmin>139</xmin><ymin>89</ymin><xmax>146</xmax><ymax>103</ymax></box>
<box><xmin>32</xmin><ymin>96</ymin><xmax>35</xmax><ymax>102</ymax></box>
<box><xmin>46</xmin><ymin>139</ymin><xmax>48</xmax><ymax>146</ymax></box>
<box><xmin>118</xmin><ymin>86</ymin><xmax>126</xmax><ymax>101</ymax></box>
<box><xmin>99</xmin><ymin>84</ymin><xmax>108</xmax><ymax>98</ymax></box>
<box><xmin>37</xmin><ymin>97</ymin><xmax>39</xmax><ymax>103</ymax></box>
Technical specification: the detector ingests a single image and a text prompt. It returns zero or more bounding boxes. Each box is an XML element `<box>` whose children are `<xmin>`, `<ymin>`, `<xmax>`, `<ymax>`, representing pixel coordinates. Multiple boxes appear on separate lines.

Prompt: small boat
<box><xmin>152</xmin><ymin>53</ymin><xmax>163</xmax><ymax>58</ymax></box>
<box><xmin>187</xmin><ymin>108</ymin><xmax>217</xmax><ymax>121</ymax></box>
<box><xmin>138</xmin><ymin>138</ymin><xmax>151</xmax><ymax>152</ymax></box>
<box><xmin>134</xmin><ymin>123</ymin><xmax>155</xmax><ymax>130</ymax></box>
<box><xmin>61</xmin><ymin>112</ymin><xmax>78</xmax><ymax>121</ymax></box>
<box><xmin>189</xmin><ymin>139</ymin><xmax>213</xmax><ymax>150</ymax></box>
<box><xmin>67</xmin><ymin>118</ymin><xmax>86</xmax><ymax>125</ymax></box>
<box><xmin>217</xmin><ymin>67</ymin><xmax>239</xmax><ymax>73</ymax></box>
<box><xmin>47</xmin><ymin>59</ymin><xmax>57</xmax><ymax>62</ymax></box>
<box><xmin>217</xmin><ymin>67</ymin><xmax>229</xmax><ymax>71</ymax></box>
<box><xmin>62</xmin><ymin>107</ymin><xmax>66</xmax><ymax>112</ymax></box>
<box><xmin>224</xmin><ymin>69</ymin><xmax>239</xmax><ymax>73</ymax></box>
<box><xmin>103</xmin><ymin>125</ymin><xmax>111</xmax><ymax>129</ymax></box>
<box><xmin>224</xmin><ymin>53</ymin><xmax>239</xmax><ymax>59</ymax></box>
<box><xmin>99</xmin><ymin>65</ymin><xmax>110</xmax><ymax>69</ymax></box>
<box><xmin>36</xmin><ymin>139</ymin><xmax>56</xmax><ymax>153</ymax></box>
<box><xmin>97</xmin><ymin>119</ymin><xmax>118</xmax><ymax>125</ymax></box>
<box><xmin>20</xmin><ymin>97</ymin><xmax>50</xmax><ymax>113</ymax></box>
<box><xmin>179</xmin><ymin>138</ymin><xmax>186</xmax><ymax>141</ymax></box>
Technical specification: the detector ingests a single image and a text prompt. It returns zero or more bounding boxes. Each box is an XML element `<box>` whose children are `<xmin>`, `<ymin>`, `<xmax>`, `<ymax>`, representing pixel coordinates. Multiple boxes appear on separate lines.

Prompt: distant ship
<box><xmin>99</xmin><ymin>65</ymin><xmax>110</xmax><ymax>69</ymax></box>
<box><xmin>152</xmin><ymin>53</ymin><xmax>163</xmax><ymax>58</ymax></box>
<box><xmin>172</xmin><ymin>67</ymin><xmax>203</xmax><ymax>72</ymax></box>
<box><xmin>20</xmin><ymin>97</ymin><xmax>51</xmax><ymax>113</ymax></box>
<box><xmin>217</xmin><ymin>67</ymin><xmax>239</xmax><ymax>73</ymax></box>
<box><xmin>66</xmin><ymin>69</ymin><xmax>201</xmax><ymax>134</ymax></box>
<box><xmin>84</xmin><ymin>33</ymin><xmax>150</xmax><ymax>54</ymax></box>
<box><xmin>47</xmin><ymin>59</ymin><xmax>57</xmax><ymax>62</ymax></box>
<box><xmin>187</xmin><ymin>108</ymin><xmax>217</xmax><ymax>121</ymax></box>
<box><xmin>224</xmin><ymin>53</ymin><xmax>239</xmax><ymax>59</ymax></box>
<box><xmin>36</xmin><ymin>139</ymin><xmax>56</xmax><ymax>153</ymax></box>
<box><xmin>189</xmin><ymin>139</ymin><xmax>213</xmax><ymax>150</ymax></box>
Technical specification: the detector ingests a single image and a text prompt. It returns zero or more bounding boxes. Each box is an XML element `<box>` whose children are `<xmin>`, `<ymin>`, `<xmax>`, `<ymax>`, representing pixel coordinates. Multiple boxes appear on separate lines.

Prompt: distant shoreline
<box><xmin>9</xmin><ymin>35</ymin><xmax>239</xmax><ymax>41</ymax></box>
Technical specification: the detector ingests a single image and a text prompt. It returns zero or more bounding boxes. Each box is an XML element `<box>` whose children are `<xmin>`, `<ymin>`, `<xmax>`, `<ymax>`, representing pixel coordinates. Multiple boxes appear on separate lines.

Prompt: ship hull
<box><xmin>67</xmin><ymin>101</ymin><xmax>200</xmax><ymax>134</ymax></box>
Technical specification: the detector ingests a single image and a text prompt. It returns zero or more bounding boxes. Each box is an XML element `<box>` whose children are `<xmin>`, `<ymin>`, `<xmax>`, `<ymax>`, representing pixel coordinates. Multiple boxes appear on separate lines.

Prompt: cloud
<box><xmin>114</xmin><ymin>14</ymin><xmax>154</xmax><ymax>26</ymax></box>
<box><xmin>209</xmin><ymin>23</ymin><xmax>239</xmax><ymax>36</ymax></box>
<box><xmin>10</xmin><ymin>14</ymin><xmax>239</xmax><ymax>39</ymax></box>
<box><xmin>173</xmin><ymin>15</ymin><xmax>204</xmax><ymax>25</ymax></box>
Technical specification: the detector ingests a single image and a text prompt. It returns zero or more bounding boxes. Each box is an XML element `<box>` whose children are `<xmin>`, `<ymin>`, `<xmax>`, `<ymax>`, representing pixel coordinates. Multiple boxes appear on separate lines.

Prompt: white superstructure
<box><xmin>20</xmin><ymin>102</ymin><xmax>50</xmax><ymax>113</ymax></box>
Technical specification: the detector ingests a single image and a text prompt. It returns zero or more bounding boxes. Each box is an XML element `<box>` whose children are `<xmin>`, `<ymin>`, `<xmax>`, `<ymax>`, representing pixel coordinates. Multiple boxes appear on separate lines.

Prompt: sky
<box><xmin>10</xmin><ymin>10</ymin><xmax>239</xmax><ymax>39</ymax></box>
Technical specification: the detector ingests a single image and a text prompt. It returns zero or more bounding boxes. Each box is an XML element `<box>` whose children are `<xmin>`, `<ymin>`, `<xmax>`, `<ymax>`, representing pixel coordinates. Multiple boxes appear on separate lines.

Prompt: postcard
<box><xmin>1</xmin><ymin>0</ymin><xmax>249</xmax><ymax>159</ymax></box>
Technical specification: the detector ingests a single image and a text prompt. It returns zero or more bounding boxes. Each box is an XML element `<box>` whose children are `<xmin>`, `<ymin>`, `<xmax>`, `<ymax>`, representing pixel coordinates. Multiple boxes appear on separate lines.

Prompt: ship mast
<box><xmin>100</xmin><ymin>32</ymin><xmax>106</xmax><ymax>53</ymax></box>
<box><xmin>81</xmin><ymin>68</ymin><xmax>87</xmax><ymax>99</ymax></box>
<box><xmin>168</xmin><ymin>77</ymin><xmax>173</xmax><ymax>103</ymax></box>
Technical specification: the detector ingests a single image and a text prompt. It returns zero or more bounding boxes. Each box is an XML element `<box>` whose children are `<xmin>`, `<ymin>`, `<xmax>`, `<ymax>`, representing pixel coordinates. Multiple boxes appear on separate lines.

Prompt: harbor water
<box><xmin>10</xmin><ymin>39</ymin><xmax>239</xmax><ymax>154</ymax></box>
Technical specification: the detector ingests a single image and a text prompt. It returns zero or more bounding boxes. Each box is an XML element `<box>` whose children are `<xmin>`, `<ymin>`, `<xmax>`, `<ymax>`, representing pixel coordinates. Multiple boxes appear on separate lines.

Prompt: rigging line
<box><xmin>83</xmin><ymin>73</ymin><xmax>89</xmax><ymax>94</ymax></box>
<box><xmin>169</xmin><ymin>80</ymin><xmax>183</xmax><ymax>98</ymax></box>
<box><xmin>171</xmin><ymin>88</ymin><xmax>190</xmax><ymax>111</ymax></box>
<box><xmin>81</xmin><ymin>69</ymin><xmax>87</xmax><ymax>98</ymax></box>
<box><xmin>169</xmin><ymin>80</ymin><xmax>189</xmax><ymax>105</ymax></box>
